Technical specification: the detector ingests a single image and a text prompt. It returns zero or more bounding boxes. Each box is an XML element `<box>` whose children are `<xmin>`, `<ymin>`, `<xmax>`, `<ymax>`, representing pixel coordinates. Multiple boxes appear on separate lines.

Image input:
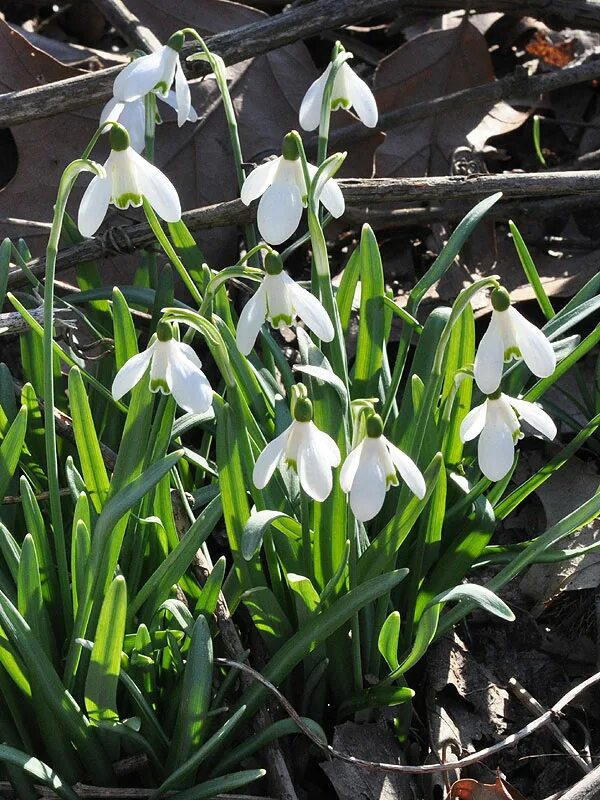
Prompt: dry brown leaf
<box><xmin>450</xmin><ymin>775</ymin><xmax>528</xmax><ymax>800</ymax></box>
<box><xmin>373</xmin><ymin>22</ymin><xmax>496</xmax><ymax>177</ymax></box>
<box><xmin>0</xmin><ymin>0</ymin><xmax>321</xmax><ymax>268</ymax></box>
<box><xmin>467</xmin><ymin>102</ymin><xmax>530</xmax><ymax>151</ymax></box>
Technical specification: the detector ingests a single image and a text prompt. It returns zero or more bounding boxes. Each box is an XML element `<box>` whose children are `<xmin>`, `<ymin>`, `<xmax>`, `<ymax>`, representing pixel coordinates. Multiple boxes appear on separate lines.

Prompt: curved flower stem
<box><xmin>142</xmin><ymin>199</ymin><xmax>204</xmax><ymax>306</ymax></box>
<box><xmin>144</xmin><ymin>92</ymin><xmax>159</xmax><ymax>287</ymax></box>
<box><xmin>44</xmin><ymin>158</ymin><xmax>103</xmax><ymax>627</ymax></box>
<box><xmin>184</xmin><ymin>29</ymin><xmax>258</xmax><ymax>256</ymax></box>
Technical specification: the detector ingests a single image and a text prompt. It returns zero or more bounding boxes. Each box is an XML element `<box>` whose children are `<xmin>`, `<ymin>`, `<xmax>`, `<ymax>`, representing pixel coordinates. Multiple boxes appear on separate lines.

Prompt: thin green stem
<box><xmin>301</xmin><ymin>489</ymin><xmax>312</xmax><ymax>582</ymax></box>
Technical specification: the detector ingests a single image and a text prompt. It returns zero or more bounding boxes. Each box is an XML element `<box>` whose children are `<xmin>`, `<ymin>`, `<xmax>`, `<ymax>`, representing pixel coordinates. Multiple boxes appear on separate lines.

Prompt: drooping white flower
<box><xmin>112</xmin><ymin>321</ymin><xmax>212</xmax><ymax>414</ymax></box>
<box><xmin>113</xmin><ymin>33</ymin><xmax>193</xmax><ymax>127</ymax></box>
<box><xmin>340</xmin><ymin>414</ymin><xmax>425</xmax><ymax>521</ymax></box>
<box><xmin>253</xmin><ymin>397</ymin><xmax>340</xmax><ymax>502</ymax></box>
<box><xmin>100</xmin><ymin>91</ymin><xmax>198</xmax><ymax>154</ymax></box>
<box><xmin>240</xmin><ymin>133</ymin><xmax>345</xmax><ymax>245</ymax></box>
<box><xmin>300</xmin><ymin>59</ymin><xmax>378</xmax><ymax>131</ymax></box>
<box><xmin>77</xmin><ymin>125</ymin><xmax>181</xmax><ymax>237</ymax></box>
<box><xmin>460</xmin><ymin>391</ymin><xmax>556</xmax><ymax>482</ymax></box>
<box><xmin>474</xmin><ymin>286</ymin><xmax>556</xmax><ymax>395</ymax></box>
<box><xmin>236</xmin><ymin>252</ymin><xmax>333</xmax><ymax>355</ymax></box>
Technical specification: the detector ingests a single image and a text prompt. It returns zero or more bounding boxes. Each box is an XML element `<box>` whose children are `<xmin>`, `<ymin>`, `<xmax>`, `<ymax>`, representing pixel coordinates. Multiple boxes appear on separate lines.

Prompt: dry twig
<box><xmin>90</xmin><ymin>0</ymin><xmax>162</xmax><ymax>52</ymax></box>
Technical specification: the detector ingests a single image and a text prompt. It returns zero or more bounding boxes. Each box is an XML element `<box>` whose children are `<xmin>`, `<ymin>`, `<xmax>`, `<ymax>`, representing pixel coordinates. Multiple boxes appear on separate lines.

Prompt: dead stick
<box><xmin>90</xmin><ymin>0</ymin><xmax>162</xmax><ymax>52</ymax></box>
<box><xmin>399</xmin><ymin>0</ymin><xmax>600</xmax><ymax>29</ymax></box>
<box><xmin>0</xmin><ymin>0</ymin><xmax>401</xmax><ymax>128</ymax></box>
<box><xmin>545</xmin><ymin>764</ymin><xmax>600</xmax><ymax>800</ymax></box>
<box><xmin>9</xmin><ymin>171</ymin><xmax>600</xmax><ymax>289</ymax></box>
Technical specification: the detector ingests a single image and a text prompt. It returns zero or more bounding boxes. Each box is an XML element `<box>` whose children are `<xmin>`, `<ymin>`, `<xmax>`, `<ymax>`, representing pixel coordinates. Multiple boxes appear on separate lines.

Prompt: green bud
<box><xmin>331</xmin><ymin>41</ymin><xmax>345</xmax><ymax>60</ymax></box>
<box><xmin>264</xmin><ymin>252</ymin><xmax>283</xmax><ymax>275</ymax></box>
<box><xmin>167</xmin><ymin>31</ymin><xmax>185</xmax><ymax>53</ymax></box>
<box><xmin>366</xmin><ymin>413</ymin><xmax>383</xmax><ymax>438</ymax></box>
<box><xmin>491</xmin><ymin>286</ymin><xmax>511</xmax><ymax>312</ymax></box>
<box><xmin>109</xmin><ymin>124</ymin><xmax>130</xmax><ymax>152</ymax></box>
<box><xmin>282</xmin><ymin>132</ymin><xmax>300</xmax><ymax>161</ymax></box>
<box><xmin>294</xmin><ymin>397</ymin><xmax>313</xmax><ymax>423</ymax></box>
<box><xmin>156</xmin><ymin>320</ymin><xmax>173</xmax><ymax>342</ymax></box>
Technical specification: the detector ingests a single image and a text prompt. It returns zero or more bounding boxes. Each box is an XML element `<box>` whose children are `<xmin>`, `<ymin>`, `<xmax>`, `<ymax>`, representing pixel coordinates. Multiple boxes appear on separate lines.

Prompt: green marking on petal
<box><xmin>270</xmin><ymin>313</ymin><xmax>293</xmax><ymax>329</ymax></box>
<box><xmin>285</xmin><ymin>458</ymin><xmax>298</xmax><ymax>472</ymax></box>
<box><xmin>386</xmin><ymin>473</ymin><xmax>399</xmax><ymax>489</ymax></box>
<box><xmin>504</xmin><ymin>345</ymin><xmax>521</xmax><ymax>362</ymax></box>
<box><xmin>153</xmin><ymin>80</ymin><xmax>169</xmax><ymax>95</ymax></box>
<box><xmin>150</xmin><ymin>378</ymin><xmax>170</xmax><ymax>395</ymax></box>
<box><xmin>331</xmin><ymin>97</ymin><xmax>350</xmax><ymax>110</ymax></box>
<box><xmin>114</xmin><ymin>192</ymin><xmax>142</xmax><ymax>209</ymax></box>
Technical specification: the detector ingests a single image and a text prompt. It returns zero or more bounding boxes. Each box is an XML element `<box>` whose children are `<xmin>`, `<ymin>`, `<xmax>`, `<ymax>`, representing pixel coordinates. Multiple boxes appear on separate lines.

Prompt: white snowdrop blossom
<box><xmin>474</xmin><ymin>286</ymin><xmax>556</xmax><ymax>395</ymax></box>
<box><xmin>77</xmin><ymin>125</ymin><xmax>181</xmax><ymax>237</ymax></box>
<box><xmin>253</xmin><ymin>397</ymin><xmax>340</xmax><ymax>502</ymax></box>
<box><xmin>460</xmin><ymin>391</ymin><xmax>556</xmax><ymax>482</ymax></box>
<box><xmin>340</xmin><ymin>414</ymin><xmax>425</xmax><ymax>522</ymax></box>
<box><xmin>236</xmin><ymin>252</ymin><xmax>333</xmax><ymax>355</ymax></box>
<box><xmin>112</xmin><ymin>321</ymin><xmax>212</xmax><ymax>414</ymax></box>
<box><xmin>299</xmin><ymin>59</ymin><xmax>378</xmax><ymax>131</ymax></box>
<box><xmin>112</xmin><ymin>32</ymin><xmax>194</xmax><ymax>127</ymax></box>
<box><xmin>240</xmin><ymin>133</ymin><xmax>345</xmax><ymax>245</ymax></box>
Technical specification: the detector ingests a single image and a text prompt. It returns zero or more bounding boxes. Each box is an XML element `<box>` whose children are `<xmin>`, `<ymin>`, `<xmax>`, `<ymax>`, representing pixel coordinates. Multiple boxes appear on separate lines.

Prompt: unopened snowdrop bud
<box><xmin>299</xmin><ymin>48</ymin><xmax>378</xmax><ymax>131</ymax></box>
<box><xmin>112</xmin><ymin>320</ymin><xmax>212</xmax><ymax>414</ymax></box>
<box><xmin>113</xmin><ymin>32</ymin><xmax>195</xmax><ymax>127</ymax></box>
<box><xmin>340</xmin><ymin>414</ymin><xmax>425</xmax><ymax>522</ymax></box>
<box><xmin>77</xmin><ymin>123</ymin><xmax>181</xmax><ymax>238</ymax></box>
<box><xmin>253</xmin><ymin>395</ymin><xmax>340</xmax><ymax>501</ymax></box>
<box><xmin>236</xmin><ymin>250</ymin><xmax>334</xmax><ymax>355</ymax></box>
<box><xmin>460</xmin><ymin>390</ymin><xmax>556</xmax><ymax>482</ymax></box>
<box><xmin>240</xmin><ymin>132</ymin><xmax>345</xmax><ymax>245</ymax></box>
<box><xmin>474</xmin><ymin>286</ymin><xmax>556</xmax><ymax>395</ymax></box>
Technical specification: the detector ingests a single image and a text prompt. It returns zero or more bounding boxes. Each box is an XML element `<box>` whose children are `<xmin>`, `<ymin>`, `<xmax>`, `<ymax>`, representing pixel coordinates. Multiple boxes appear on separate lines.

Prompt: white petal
<box><xmin>508</xmin><ymin>397</ymin><xmax>557</xmax><ymax>441</ymax></box>
<box><xmin>509</xmin><ymin>307</ymin><xmax>556</xmax><ymax>379</ymax></box>
<box><xmin>340</xmin><ymin>441</ymin><xmax>364</xmax><ymax>493</ymax></box>
<box><xmin>100</xmin><ymin>97</ymin><xmax>124</xmax><ymax>127</ymax></box>
<box><xmin>313</xmin><ymin>426</ymin><xmax>341</xmax><ymax>467</ymax></box>
<box><xmin>383</xmin><ymin>438</ymin><xmax>426</xmax><ymax>499</ymax></box>
<box><xmin>477</xmin><ymin>409</ymin><xmax>515</xmax><ymax>482</ymax></box>
<box><xmin>236</xmin><ymin>284</ymin><xmax>268</xmax><ymax>355</ymax></box>
<box><xmin>174</xmin><ymin>61</ymin><xmax>191</xmax><ymax>127</ymax></box>
<box><xmin>175</xmin><ymin>341</ymin><xmax>202</xmax><ymax>370</ymax></box>
<box><xmin>283</xmin><ymin>273</ymin><xmax>334</xmax><ymax>342</ymax></box>
<box><xmin>166</xmin><ymin>345</ymin><xmax>213</xmax><ymax>414</ymax></box>
<box><xmin>116</xmin><ymin>98</ymin><xmax>146</xmax><ymax>153</ymax></box>
<box><xmin>111</xmin><ymin>344</ymin><xmax>155</xmax><ymax>400</ymax></box>
<box><xmin>113</xmin><ymin>49</ymin><xmax>165</xmax><ymax>102</ymax></box>
<box><xmin>156</xmin><ymin>47</ymin><xmax>178</xmax><ymax>97</ymax></box>
<box><xmin>257</xmin><ymin>182</ymin><xmax>303</xmax><ymax>245</ymax></box>
<box><xmin>299</xmin><ymin>66</ymin><xmax>330</xmax><ymax>131</ymax></box>
<box><xmin>349</xmin><ymin>448</ymin><xmax>387</xmax><ymax>522</ymax></box>
<box><xmin>240</xmin><ymin>159</ymin><xmax>279</xmax><ymax>205</ymax></box>
<box><xmin>320</xmin><ymin>178</ymin><xmax>345</xmax><ymax>218</ymax></box>
<box><xmin>78</xmin><ymin>173</ymin><xmax>112</xmax><ymax>238</ymax></box>
<box><xmin>253</xmin><ymin>428</ymin><xmax>290</xmax><ymax>489</ymax></box>
<box><xmin>459</xmin><ymin>401</ymin><xmax>487</xmax><ymax>442</ymax></box>
<box><xmin>341</xmin><ymin>62</ymin><xmax>378</xmax><ymax>128</ymax></box>
<box><xmin>474</xmin><ymin>312</ymin><xmax>505</xmax><ymax>395</ymax></box>
<box><xmin>161</xmin><ymin>91</ymin><xmax>198</xmax><ymax>123</ymax></box>
<box><xmin>296</xmin><ymin>426</ymin><xmax>334</xmax><ymax>502</ymax></box>
<box><xmin>131</xmin><ymin>150</ymin><xmax>181</xmax><ymax>222</ymax></box>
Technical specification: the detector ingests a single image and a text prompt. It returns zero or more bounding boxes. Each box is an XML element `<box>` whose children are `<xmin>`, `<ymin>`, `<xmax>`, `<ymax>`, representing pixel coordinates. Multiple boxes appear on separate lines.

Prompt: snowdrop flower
<box><xmin>474</xmin><ymin>286</ymin><xmax>556</xmax><ymax>395</ymax></box>
<box><xmin>460</xmin><ymin>391</ymin><xmax>556</xmax><ymax>482</ymax></box>
<box><xmin>77</xmin><ymin>125</ymin><xmax>181</xmax><ymax>237</ymax></box>
<box><xmin>112</xmin><ymin>321</ymin><xmax>212</xmax><ymax>414</ymax></box>
<box><xmin>299</xmin><ymin>56</ymin><xmax>378</xmax><ymax>131</ymax></box>
<box><xmin>236</xmin><ymin>252</ymin><xmax>333</xmax><ymax>355</ymax></box>
<box><xmin>113</xmin><ymin>32</ymin><xmax>193</xmax><ymax>127</ymax></box>
<box><xmin>240</xmin><ymin>132</ymin><xmax>345</xmax><ymax>245</ymax></box>
<box><xmin>253</xmin><ymin>397</ymin><xmax>340</xmax><ymax>501</ymax></box>
<box><xmin>340</xmin><ymin>414</ymin><xmax>425</xmax><ymax>522</ymax></box>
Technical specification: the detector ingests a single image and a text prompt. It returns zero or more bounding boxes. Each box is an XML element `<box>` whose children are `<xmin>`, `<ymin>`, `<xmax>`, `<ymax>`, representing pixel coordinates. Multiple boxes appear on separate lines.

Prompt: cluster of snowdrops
<box><xmin>76</xmin><ymin>30</ymin><xmax>558</xmax><ymax>522</ymax></box>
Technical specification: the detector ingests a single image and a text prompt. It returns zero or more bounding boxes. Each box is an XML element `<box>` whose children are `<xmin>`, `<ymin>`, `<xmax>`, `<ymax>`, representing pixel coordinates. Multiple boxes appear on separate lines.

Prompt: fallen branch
<box><xmin>543</xmin><ymin>764</ymin><xmax>600</xmax><ymax>800</ymax></box>
<box><xmin>9</xmin><ymin>171</ymin><xmax>600</xmax><ymax>288</ymax></box>
<box><xmin>90</xmin><ymin>0</ymin><xmax>161</xmax><ymax>52</ymax></box>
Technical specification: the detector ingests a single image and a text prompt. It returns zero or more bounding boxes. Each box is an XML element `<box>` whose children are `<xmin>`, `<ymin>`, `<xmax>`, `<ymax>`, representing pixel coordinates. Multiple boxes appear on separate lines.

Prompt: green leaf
<box><xmin>509</xmin><ymin>220</ymin><xmax>554</xmax><ymax>319</ymax></box>
<box><xmin>242</xmin><ymin>586</ymin><xmax>294</xmax><ymax>653</ymax></box>
<box><xmin>378</xmin><ymin>611</ymin><xmax>401</xmax><ymax>672</ymax></box>
<box><xmin>242</xmin><ymin>509</ymin><xmax>296</xmax><ymax>561</ymax></box>
<box><xmin>17</xmin><ymin>535</ymin><xmax>55</xmax><ymax>662</ymax></box>
<box><xmin>170</xmin><ymin>769</ymin><xmax>266</xmax><ymax>800</ymax></box>
<box><xmin>336</xmin><ymin>246</ymin><xmax>361</xmax><ymax>335</ymax></box>
<box><xmin>0</xmin><ymin>406</ymin><xmax>27</xmax><ymax>501</ymax></box>
<box><xmin>69</xmin><ymin>366</ymin><xmax>110</xmax><ymax>512</ymax></box>
<box><xmin>428</xmin><ymin>584</ymin><xmax>514</xmax><ymax>621</ymax></box>
<box><xmin>167</xmin><ymin>616</ymin><xmax>213</xmax><ymax>774</ymax></box>
<box><xmin>112</xmin><ymin>286</ymin><xmax>139</xmax><ymax>369</ymax></box>
<box><xmin>0</xmin><ymin>744</ymin><xmax>79</xmax><ymax>800</ymax></box>
<box><xmin>293</xmin><ymin>364</ymin><xmax>348</xmax><ymax>409</ymax></box>
<box><xmin>71</xmin><ymin>518</ymin><xmax>91</xmax><ymax>617</ymax></box>
<box><xmin>195</xmin><ymin>556</ymin><xmax>226</xmax><ymax>619</ymax></box>
<box><xmin>352</xmin><ymin>224</ymin><xmax>386</xmax><ymax>399</ymax></box>
<box><xmin>20</xmin><ymin>476</ymin><xmax>57</xmax><ymax>608</ymax></box>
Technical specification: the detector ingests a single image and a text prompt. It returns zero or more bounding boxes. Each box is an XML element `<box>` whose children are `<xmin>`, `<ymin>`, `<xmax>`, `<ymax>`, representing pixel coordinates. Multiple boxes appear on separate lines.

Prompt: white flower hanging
<box><xmin>474</xmin><ymin>286</ymin><xmax>556</xmax><ymax>395</ymax></box>
<box><xmin>240</xmin><ymin>133</ymin><xmax>345</xmax><ymax>245</ymax></box>
<box><xmin>236</xmin><ymin>252</ymin><xmax>333</xmax><ymax>355</ymax></box>
<box><xmin>299</xmin><ymin>59</ymin><xmax>378</xmax><ymax>131</ymax></box>
<box><xmin>112</xmin><ymin>321</ymin><xmax>213</xmax><ymax>414</ymax></box>
<box><xmin>460</xmin><ymin>391</ymin><xmax>556</xmax><ymax>482</ymax></box>
<box><xmin>77</xmin><ymin>125</ymin><xmax>181</xmax><ymax>237</ymax></box>
<box><xmin>112</xmin><ymin>33</ymin><xmax>194</xmax><ymax>127</ymax></box>
<box><xmin>340</xmin><ymin>414</ymin><xmax>425</xmax><ymax>521</ymax></box>
<box><xmin>253</xmin><ymin>396</ymin><xmax>340</xmax><ymax>502</ymax></box>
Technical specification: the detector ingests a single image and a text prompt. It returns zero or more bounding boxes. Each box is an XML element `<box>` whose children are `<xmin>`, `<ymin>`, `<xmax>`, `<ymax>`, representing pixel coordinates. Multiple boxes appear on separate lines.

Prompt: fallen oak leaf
<box><xmin>450</xmin><ymin>775</ymin><xmax>528</xmax><ymax>800</ymax></box>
